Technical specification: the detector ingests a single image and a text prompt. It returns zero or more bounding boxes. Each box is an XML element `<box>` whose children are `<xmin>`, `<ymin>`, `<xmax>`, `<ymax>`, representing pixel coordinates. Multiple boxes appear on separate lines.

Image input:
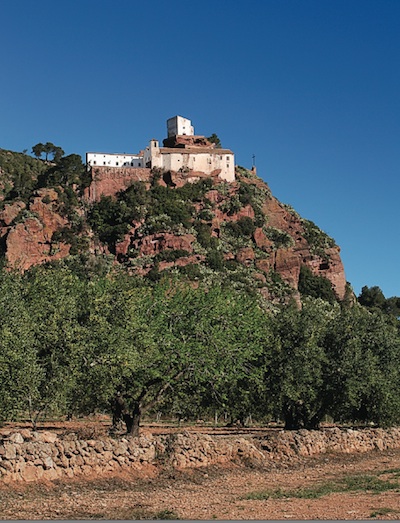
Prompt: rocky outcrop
<box><xmin>4</xmin><ymin>189</ymin><xmax>70</xmax><ymax>271</ymax></box>
<box><xmin>0</xmin><ymin>162</ymin><xmax>347</xmax><ymax>300</ymax></box>
<box><xmin>116</xmin><ymin>231</ymin><xmax>196</xmax><ymax>259</ymax></box>
<box><xmin>0</xmin><ymin>201</ymin><xmax>26</xmax><ymax>227</ymax></box>
<box><xmin>1</xmin><ymin>427</ymin><xmax>400</xmax><ymax>483</ymax></box>
<box><xmin>162</xmin><ymin>135</ymin><xmax>215</xmax><ymax>148</ymax></box>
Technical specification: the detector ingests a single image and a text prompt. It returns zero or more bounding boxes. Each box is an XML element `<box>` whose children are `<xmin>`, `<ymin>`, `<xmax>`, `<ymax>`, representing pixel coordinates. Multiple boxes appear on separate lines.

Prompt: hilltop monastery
<box><xmin>86</xmin><ymin>116</ymin><xmax>235</xmax><ymax>183</ymax></box>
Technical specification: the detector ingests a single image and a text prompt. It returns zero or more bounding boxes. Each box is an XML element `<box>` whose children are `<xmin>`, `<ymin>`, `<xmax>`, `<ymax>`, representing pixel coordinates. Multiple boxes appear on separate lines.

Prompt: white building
<box><xmin>86</xmin><ymin>116</ymin><xmax>235</xmax><ymax>182</ymax></box>
<box><xmin>167</xmin><ymin>115</ymin><xmax>194</xmax><ymax>137</ymax></box>
<box><xmin>86</xmin><ymin>152</ymin><xmax>144</xmax><ymax>168</ymax></box>
<box><xmin>143</xmin><ymin>140</ymin><xmax>235</xmax><ymax>182</ymax></box>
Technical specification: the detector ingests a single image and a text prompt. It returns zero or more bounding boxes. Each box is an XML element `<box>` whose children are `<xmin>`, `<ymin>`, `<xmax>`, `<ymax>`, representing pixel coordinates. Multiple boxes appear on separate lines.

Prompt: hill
<box><xmin>0</xmin><ymin>147</ymin><xmax>348</xmax><ymax>305</ymax></box>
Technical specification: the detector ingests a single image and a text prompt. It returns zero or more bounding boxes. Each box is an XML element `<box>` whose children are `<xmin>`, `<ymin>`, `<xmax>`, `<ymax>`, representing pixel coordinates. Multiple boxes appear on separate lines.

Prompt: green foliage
<box><xmin>194</xmin><ymin>222</ymin><xmax>218</xmax><ymax>250</ymax></box>
<box><xmin>207</xmin><ymin>133</ymin><xmax>222</xmax><ymax>148</ymax></box>
<box><xmin>197</xmin><ymin>208</ymin><xmax>214</xmax><ymax>221</ymax></box>
<box><xmin>32</xmin><ymin>142</ymin><xmax>64</xmax><ymax>162</ymax></box>
<box><xmin>237</xmin><ymin>179</ymin><xmax>270</xmax><ymax>227</ymax></box>
<box><xmin>150</xmin><ymin>185</ymin><xmax>194</xmax><ymax>228</ymax></box>
<box><xmin>267</xmin><ymin>299</ymin><xmax>336</xmax><ymax>429</ymax></box>
<box><xmin>244</xmin><ymin>473</ymin><xmax>400</xmax><ymax>500</ymax></box>
<box><xmin>220</xmin><ymin>194</ymin><xmax>242</xmax><ymax>216</ymax></box>
<box><xmin>225</xmin><ymin>217</ymin><xmax>256</xmax><ymax>238</ymax></box>
<box><xmin>301</xmin><ymin>218</ymin><xmax>336</xmax><ymax>256</ymax></box>
<box><xmin>263</xmin><ymin>226</ymin><xmax>294</xmax><ymax>249</ymax></box>
<box><xmin>236</xmin><ymin>165</ymin><xmax>257</xmax><ymax>179</ymax></box>
<box><xmin>0</xmin><ymin>263</ymin><xmax>399</xmax><ymax>432</ymax></box>
<box><xmin>88</xmin><ymin>196</ymin><xmax>132</xmax><ymax>247</ymax></box>
<box><xmin>324</xmin><ymin>305</ymin><xmax>400</xmax><ymax>427</ymax></box>
<box><xmin>89</xmin><ymin>180</ymin><xmax>213</xmax><ymax>249</ymax></box>
<box><xmin>52</xmin><ymin>224</ymin><xmax>89</xmax><ymax>256</ymax></box>
<box><xmin>206</xmin><ymin>248</ymin><xmax>224</xmax><ymax>270</ymax></box>
<box><xmin>155</xmin><ymin>249</ymin><xmax>190</xmax><ymax>262</ymax></box>
<box><xmin>37</xmin><ymin>154</ymin><xmax>88</xmax><ymax>191</ymax></box>
<box><xmin>358</xmin><ymin>285</ymin><xmax>400</xmax><ymax>319</ymax></box>
<box><xmin>175</xmin><ymin>178</ymin><xmax>212</xmax><ymax>201</ymax></box>
<box><xmin>298</xmin><ymin>265</ymin><xmax>337</xmax><ymax>303</ymax></box>
<box><xmin>0</xmin><ymin>149</ymin><xmax>47</xmax><ymax>202</ymax></box>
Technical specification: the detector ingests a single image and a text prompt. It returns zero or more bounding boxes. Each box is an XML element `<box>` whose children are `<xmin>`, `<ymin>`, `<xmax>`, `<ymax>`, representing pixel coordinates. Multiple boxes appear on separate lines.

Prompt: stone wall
<box><xmin>1</xmin><ymin>427</ymin><xmax>400</xmax><ymax>483</ymax></box>
<box><xmin>85</xmin><ymin>166</ymin><xmax>152</xmax><ymax>203</ymax></box>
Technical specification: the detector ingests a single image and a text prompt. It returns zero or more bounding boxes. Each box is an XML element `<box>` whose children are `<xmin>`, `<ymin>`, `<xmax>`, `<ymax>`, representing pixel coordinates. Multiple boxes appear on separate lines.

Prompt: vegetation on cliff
<box><xmin>0</xmin><ymin>147</ymin><xmax>343</xmax><ymax>305</ymax></box>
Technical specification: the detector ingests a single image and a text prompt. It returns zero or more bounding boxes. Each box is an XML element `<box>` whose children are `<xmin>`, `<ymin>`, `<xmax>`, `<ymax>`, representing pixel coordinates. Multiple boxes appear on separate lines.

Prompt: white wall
<box><xmin>86</xmin><ymin>153</ymin><xmax>144</xmax><ymax>168</ymax></box>
<box><xmin>167</xmin><ymin>116</ymin><xmax>195</xmax><ymax>137</ymax></box>
<box><xmin>161</xmin><ymin>150</ymin><xmax>235</xmax><ymax>182</ymax></box>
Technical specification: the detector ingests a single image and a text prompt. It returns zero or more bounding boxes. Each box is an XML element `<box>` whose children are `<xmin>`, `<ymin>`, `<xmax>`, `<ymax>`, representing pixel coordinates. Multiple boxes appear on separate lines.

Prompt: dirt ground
<box><xmin>1</xmin><ymin>421</ymin><xmax>400</xmax><ymax>520</ymax></box>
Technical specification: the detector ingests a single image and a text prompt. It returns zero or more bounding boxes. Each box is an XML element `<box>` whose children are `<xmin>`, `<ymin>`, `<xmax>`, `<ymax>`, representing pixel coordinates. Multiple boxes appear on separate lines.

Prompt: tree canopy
<box><xmin>0</xmin><ymin>262</ymin><xmax>400</xmax><ymax>434</ymax></box>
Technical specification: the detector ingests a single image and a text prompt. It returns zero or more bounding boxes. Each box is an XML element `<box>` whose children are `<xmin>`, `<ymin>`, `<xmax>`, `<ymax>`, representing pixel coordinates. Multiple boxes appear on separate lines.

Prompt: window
<box><xmin>93</xmin><ymin>161</ymin><xmax>96</xmax><ymax>165</ymax></box>
<box><xmin>103</xmin><ymin>162</ymin><xmax>106</xmax><ymax>165</ymax></box>
<box><xmin>131</xmin><ymin>162</ymin><xmax>134</xmax><ymax>166</ymax></box>
<box><xmin>116</xmin><ymin>162</ymin><xmax>119</xmax><ymax>166</ymax></box>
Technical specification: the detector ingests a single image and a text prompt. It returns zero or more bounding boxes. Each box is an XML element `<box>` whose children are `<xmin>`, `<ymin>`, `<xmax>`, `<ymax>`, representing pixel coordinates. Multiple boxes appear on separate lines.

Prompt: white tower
<box><xmin>167</xmin><ymin>116</ymin><xmax>195</xmax><ymax>137</ymax></box>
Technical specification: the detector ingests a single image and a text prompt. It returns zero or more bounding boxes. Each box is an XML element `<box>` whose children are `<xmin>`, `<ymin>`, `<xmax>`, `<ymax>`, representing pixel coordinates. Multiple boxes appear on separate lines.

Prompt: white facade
<box><xmin>86</xmin><ymin>152</ymin><xmax>144</xmax><ymax>168</ymax></box>
<box><xmin>167</xmin><ymin>116</ymin><xmax>194</xmax><ymax>137</ymax></box>
<box><xmin>87</xmin><ymin>117</ymin><xmax>235</xmax><ymax>182</ymax></box>
<box><xmin>144</xmin><ymin>141</ymin><xmax>235</xmax><ymax>182</ymax></box>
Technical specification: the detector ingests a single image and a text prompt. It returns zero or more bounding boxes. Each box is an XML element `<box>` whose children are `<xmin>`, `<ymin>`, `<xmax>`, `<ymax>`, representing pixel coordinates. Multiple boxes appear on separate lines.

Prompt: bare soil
<box><xmin>1</xmin><ymin>420</ymin><xmax>400</xmax><ymax>520</ymax></box>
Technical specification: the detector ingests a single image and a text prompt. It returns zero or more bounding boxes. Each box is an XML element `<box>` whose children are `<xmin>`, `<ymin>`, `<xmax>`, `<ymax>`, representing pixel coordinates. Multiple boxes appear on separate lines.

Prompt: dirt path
<box><xmin>1</xmin><ymin>448</ymin><xmax>400</xmax><ymax>520</ymax></box>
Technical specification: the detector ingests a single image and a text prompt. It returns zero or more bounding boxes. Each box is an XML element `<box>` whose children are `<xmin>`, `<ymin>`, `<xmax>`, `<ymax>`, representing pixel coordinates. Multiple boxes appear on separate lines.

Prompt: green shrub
<box><xmin>225</xmin><ymin>217</ymin><xmax>256</xmax><ymax>238</ymax></box>
<box><xmin>220</xmin><ymin>194</ymin><xmax>242</xmax><ymax>216</ymax></box>
<box><xmin>155</xmin><ymin>249</ymin><xmax>191</xmax><ymax>262</ymax></box>
<box><xmin>302</xmin><ymin>218</ymin><xmax>336</xmax><ymax>256</ymax></box>
<box><xmin>298</xmin><ymin>265</ymin><xmax>336</xmax><ymax>303</ymax></box>
<box><xmin>263</xmin><ymin>226</ymin><xmax>294</xmax><ymax>249</ymax></box>
<box><xmin>206</xmin><ymin>249</ymin><xmax>224</xmax><ymax>270</ymax></box>
<box><xmin>194</xmin><ymin>222</ymin><xmax>219</xmax><ymax>250</ymax></box>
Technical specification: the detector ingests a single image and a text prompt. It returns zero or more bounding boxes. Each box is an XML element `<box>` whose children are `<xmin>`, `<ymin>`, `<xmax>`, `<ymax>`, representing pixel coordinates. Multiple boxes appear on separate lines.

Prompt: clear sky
<box><xmin>1</xmin><ymin>0</ymin><xmax>399</xmax><ymax>298</ymax></box>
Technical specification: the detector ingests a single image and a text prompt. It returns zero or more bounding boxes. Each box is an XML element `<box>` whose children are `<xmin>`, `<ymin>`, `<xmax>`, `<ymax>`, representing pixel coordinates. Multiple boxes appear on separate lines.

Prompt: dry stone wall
<box><xmin>1</xmin><ymin>427</ymin><xmax>400</xmax><ymax>483</ymax></box>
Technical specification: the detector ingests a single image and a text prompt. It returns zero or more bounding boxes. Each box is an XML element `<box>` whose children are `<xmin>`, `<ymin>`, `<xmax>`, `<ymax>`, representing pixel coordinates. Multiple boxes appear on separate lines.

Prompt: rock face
<box><xmin>0</xmin><ymin>161</ymin><xmax>348</xmax><ymax>301</ymax></box>
<box><xmin>85</xmin><ymin>166</ymin><xmax>152</xmax><ymax>203</ymax></box>
<box><xmin>1</xmin><ymin>427</ymin><xmax>400</xmax><ymax>483</ymax></box>
<box><xmin>2</xmin><ymin>189</ymin><xmax>70</xmax><ymax>271</ymax></box>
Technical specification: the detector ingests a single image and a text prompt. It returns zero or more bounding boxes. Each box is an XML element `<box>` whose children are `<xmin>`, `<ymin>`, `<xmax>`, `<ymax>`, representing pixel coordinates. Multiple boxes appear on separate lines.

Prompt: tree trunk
<box><xmin>123</xmin><ymin>402</ymin><xmax>141</xmax><ymax>436</ymax></box>
<box><xmin>283</xmin><ymin>403</ymin><xmax>303</xmax><ymax>430</ymax></box>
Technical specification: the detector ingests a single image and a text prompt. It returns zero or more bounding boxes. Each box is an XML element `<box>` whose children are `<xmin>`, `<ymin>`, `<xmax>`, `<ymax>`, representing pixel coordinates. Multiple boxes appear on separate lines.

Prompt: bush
<box><xmin>225</xmin><ymin>217</ymin><xmax>256</xmax><ymax>238</ymax></box>
<box><xmin>206</xmin><ymin>249</ymin><xmax>224</xmax><ymax>270</ymax></box>
<box><xmin>263</xmin><ymin>226</ymin><xmax>294</xmax><ymax>249</ymax></box>
<box><xmin>155</xmin><ymin>249</ymin><xmax>191</xmax><ymax>262</ymax></box>
<box><xmin>302</xmin><ymin>219</ymin><xmax>336</xmax><ymax>256</ymax></box>
<box><xmin>298</xmin><ymin>265</ymin><xmax>336</xmax><ymax>303</ymax></box>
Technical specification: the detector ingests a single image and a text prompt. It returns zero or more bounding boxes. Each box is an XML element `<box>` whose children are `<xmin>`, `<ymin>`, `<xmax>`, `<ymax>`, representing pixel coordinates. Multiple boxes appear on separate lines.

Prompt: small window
<box><xmin>131</xmin><ymin>162</ymin><xmax>134</xmax><ymax>166</ymax></box>
<box><xmin>116</xmin><ymin>162</ymin><xmax>119</xmax><ymax>166</ymax></box>
<box><xmin>139</xmin><ymin>163</ymin><xmax>141</xmax><ymax>167</ymax></box>
<box><xmin>226</xmin><ymin>156</ymin><xmax>230</xmax><ymax>160</ymax></box>
<box><xmin>103</xmin><ymin>162</ymin><xmax>106</xmax><ymax>165</ymax></box>
<box><xmin>93</xmin><ymin>161</ymin><xmax>96</xmax><ymax>165</ymax></box>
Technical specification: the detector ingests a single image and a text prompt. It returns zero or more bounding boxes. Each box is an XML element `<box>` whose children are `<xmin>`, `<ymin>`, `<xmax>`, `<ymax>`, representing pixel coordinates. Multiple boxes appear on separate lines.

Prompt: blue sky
<box><xmin>1</xmin><ymin>0</ymin><xmax>399</xmax><ymax>297</ymax></box>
